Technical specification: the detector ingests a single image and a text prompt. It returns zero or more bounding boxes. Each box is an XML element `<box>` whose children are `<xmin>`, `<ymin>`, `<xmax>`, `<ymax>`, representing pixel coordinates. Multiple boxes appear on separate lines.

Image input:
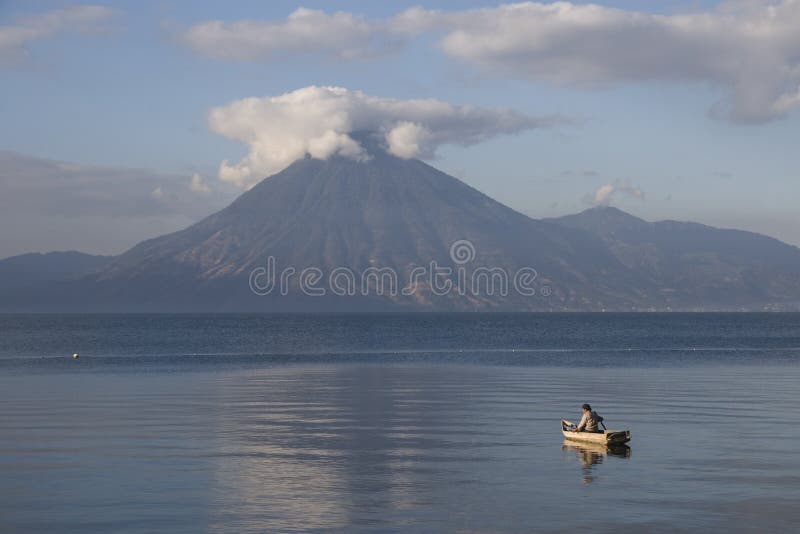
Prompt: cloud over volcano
<box><xmin>208</xmin><ymin>86</ymin><xmax>558</xmax><ymax>189</ymax></box>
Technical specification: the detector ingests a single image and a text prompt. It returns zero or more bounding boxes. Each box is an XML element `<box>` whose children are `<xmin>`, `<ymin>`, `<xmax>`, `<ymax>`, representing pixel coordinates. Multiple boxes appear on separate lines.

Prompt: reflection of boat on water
<box><xmin>562</xmin><ymin>440</ymin><xmax>631</xmax><ymax>484</ymax></box>
<box><xmin>561</xmin><ymin>419</ymin><xmax>630</xmax><ymax>445</ymax></box>
<box><xmin>561</xmin><ymin>440</ymin><xmax>631</xmax><ymax>458</ymax></box>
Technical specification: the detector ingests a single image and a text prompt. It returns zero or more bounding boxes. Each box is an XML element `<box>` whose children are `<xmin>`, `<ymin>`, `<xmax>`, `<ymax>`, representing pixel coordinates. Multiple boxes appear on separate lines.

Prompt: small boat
<box><xmin>561</xmin><ymin>419</ymin><xmax>630</xmax><ymax>445</ymax></box>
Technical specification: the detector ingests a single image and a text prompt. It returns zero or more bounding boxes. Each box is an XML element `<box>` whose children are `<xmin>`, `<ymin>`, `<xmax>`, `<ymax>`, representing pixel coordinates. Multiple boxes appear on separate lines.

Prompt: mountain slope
<box><xmin>90</xmin><ymin>152</ymin><xmax>650</xmax><ymax>310</ymax></box>
<box><xmin>0</xmin><ymin>251</ymin><xmax>112</xmax><ymax>294</ymax></box>
<box><xmin>2</xmin><ymin>156</ymin><xmax>799</xmax><ymax>311</ymax></box>
<box><xmin>1</xmin><ymin>153</ymin><xmax>647</xmax><ymax>311</ymax></box>
<box><xmin>550</xmin><ymin>206</ymin><xmax>800</xmax><ymax>309</ymax></box>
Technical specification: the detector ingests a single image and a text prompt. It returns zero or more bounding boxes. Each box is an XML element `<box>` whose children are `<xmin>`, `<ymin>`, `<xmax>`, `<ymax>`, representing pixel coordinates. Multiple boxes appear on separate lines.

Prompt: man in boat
<box><xmin>572</xmin><ymin>403</ymin><xmax>602</xmax><ymax>433</ymax></box>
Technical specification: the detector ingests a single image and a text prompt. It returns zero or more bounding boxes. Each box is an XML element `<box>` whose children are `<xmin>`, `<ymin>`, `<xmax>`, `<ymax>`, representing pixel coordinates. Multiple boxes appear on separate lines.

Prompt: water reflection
<box><xmin>207</xmin><ymin>365</ymin><xmax>499</xmax><ymax>531</ymax></box>
<box><xmin>562</xmin><ymin>441</ymin><xmax>631</xmax><ymax>484</ymax></box>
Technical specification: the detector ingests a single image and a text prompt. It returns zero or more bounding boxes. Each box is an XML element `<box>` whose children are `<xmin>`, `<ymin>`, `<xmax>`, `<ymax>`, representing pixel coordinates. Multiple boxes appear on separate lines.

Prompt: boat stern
<box><xmin>605</xmin><ymin>430</ymin><xmax>631</xmax><ymax>444</ymax></box>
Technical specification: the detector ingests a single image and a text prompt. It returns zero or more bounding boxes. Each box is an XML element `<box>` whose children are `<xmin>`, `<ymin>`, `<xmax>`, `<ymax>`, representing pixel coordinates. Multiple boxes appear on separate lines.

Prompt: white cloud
<box><xmin>208</xmin><ymin>85</ymin><xmax>557</xmax><ymax>189</ymax></box>
<box><xmin>189</xmin><ymin>173</ymin><xmax>212</xmax><ymax>194</ymax></box>
<box><xmin>0</xmin><ymin>5</ymin><xmax>115</xmax><ymax>67</ymax></box>
<box><xmin>593</xmin><ymin>184</ymin><xmax>615</xmax><ymax>206</ymax></box>
<box><xmin>384</xmin><ymin>121</ymin><xmax>432</xmax><ymax>159</ymax></box>
<box><xmin>180</xmin><ymin>7</ymin><xmax>401</xmax><ymax>61</ymax></box>
<box><xmin>182</xmin><ymin>2</ymin><xmax>800</xmax><ymax>122</ymax></box>
<box><xmin>409</xmin><ymin>1</ymin><xmax>800</xmax><ymax>123</ymax></box>
<box><xmin>592</xmin><ymin>181</ymin><xmax>645</xmax><ymax>206</ymax></box>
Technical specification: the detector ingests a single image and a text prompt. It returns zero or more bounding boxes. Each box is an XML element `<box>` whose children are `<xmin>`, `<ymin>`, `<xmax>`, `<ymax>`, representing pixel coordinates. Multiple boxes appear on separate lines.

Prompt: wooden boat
<box><xmin>561</xmin><ymin>419</ymin><xmax>630</xmax><ymax>445</ymax></box>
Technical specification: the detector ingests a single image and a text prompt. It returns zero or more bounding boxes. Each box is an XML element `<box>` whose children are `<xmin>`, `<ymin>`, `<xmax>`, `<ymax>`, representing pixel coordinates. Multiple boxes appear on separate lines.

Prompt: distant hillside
<box><xmin>1</xmin><ymin>151</ymin><xmax>799</xmax><ymax>311</ymax></box>
<box><xmin>0</xmin><ymin>251</ymin><xmax>112</xmax><ymax>295</ymax></box>
<box><xmin>549</xmin><ymin>206</ymin><xmax>800</xmax><ymax>309</ymax></box>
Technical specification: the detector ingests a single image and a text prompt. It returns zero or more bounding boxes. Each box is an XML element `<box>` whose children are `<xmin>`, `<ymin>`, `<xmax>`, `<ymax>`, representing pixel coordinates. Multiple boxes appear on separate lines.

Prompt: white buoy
<box><xmin>73</xmin><ymin>353</ymin><xmax>79</xmax><ymax>359</ymax></box>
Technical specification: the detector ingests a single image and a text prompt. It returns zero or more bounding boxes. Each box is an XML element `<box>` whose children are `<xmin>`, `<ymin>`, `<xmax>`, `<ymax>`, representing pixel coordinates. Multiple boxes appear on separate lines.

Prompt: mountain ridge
<box><xmin>549</xmin><ymin>206</ymin><xmax>800</xmax><ymax>309</ymax></box>
<box><xmin>0</xmin><ymin>251</ymin><xmax>112</xmax><ymax>295</ymax></box>
<box><xmin>1</xmin><ymin>155</ymin><xmax>798</xmax><ymax>311</ymax></box>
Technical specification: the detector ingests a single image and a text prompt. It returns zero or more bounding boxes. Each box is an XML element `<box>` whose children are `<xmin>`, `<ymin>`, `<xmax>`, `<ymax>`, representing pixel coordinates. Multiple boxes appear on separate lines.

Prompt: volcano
<box><xmin>2</xmin><ymin>149</ymin><xmax>800</xmax><ymax>311</ymax></box>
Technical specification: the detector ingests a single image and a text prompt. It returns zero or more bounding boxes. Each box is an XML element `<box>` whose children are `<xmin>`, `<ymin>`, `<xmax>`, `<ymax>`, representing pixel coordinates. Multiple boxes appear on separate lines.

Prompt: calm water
<box><xmin>1</xmin><ymin>313</ymin><xmax>800</xmax><ymax>532</ymax></box>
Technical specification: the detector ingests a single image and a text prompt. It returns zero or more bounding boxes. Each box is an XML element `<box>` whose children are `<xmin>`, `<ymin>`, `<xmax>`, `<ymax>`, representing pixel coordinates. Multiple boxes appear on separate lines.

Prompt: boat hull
<box><xmin>561</xmin><ymin>420</ymin><xmax>630</xmax><ymax>445</ymax></box>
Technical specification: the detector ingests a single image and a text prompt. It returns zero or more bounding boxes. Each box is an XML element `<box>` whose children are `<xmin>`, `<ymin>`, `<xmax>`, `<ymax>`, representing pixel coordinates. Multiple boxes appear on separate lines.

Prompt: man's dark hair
<box><xmin>582</xmin><ymin>403</ymin><xmax>591</xmax><ymax>411</ymax></box>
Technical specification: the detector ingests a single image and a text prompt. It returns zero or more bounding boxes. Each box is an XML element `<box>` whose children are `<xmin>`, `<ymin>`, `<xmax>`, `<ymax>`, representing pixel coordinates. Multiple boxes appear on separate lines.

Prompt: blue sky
<box><xmin>1</xmin><ymin>0</ymin><xmax>798</xmax><ymax>257</ymax></box>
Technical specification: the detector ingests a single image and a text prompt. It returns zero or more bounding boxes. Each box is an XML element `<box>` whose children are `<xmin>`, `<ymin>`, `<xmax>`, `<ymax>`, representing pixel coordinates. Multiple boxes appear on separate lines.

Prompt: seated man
<box><xmin>573</xmin><ymin>403</ymin><xmax>602</xmax><ymax>433</ymax></box>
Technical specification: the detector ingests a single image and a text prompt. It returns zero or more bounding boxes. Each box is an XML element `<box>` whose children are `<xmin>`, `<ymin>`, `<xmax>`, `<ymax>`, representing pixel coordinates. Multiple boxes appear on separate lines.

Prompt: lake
<box><xmin>1</xmin><ymin>313</ymin><xmax>799</xmax><ymax>532</ymax></box>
